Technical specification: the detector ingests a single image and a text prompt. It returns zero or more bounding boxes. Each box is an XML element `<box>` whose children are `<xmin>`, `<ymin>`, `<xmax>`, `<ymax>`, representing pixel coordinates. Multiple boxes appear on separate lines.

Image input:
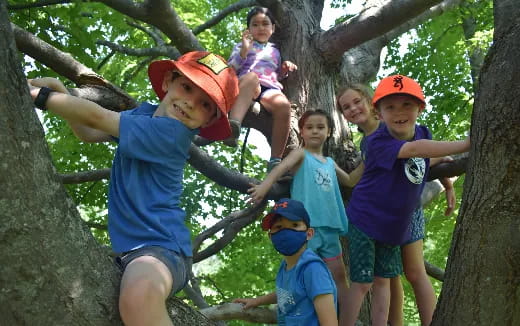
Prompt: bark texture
<box><xmin>431</xmin><ymin>1</ymin><xmax>520</xmax><ymax>325</ymax></box>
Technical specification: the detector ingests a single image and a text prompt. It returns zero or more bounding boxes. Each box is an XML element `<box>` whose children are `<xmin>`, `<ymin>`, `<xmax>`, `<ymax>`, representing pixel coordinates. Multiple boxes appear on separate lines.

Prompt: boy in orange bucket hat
<box><xmin>28</xmin><ymin>51</ymin><xmax>238</xmax><ymax>325</ymax></box>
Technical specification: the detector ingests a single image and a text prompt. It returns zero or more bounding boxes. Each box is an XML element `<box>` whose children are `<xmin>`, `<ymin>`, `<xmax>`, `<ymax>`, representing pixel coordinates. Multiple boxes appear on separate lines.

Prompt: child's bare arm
<box><xmin>247</xmin><ymin>149</ymin><xmax>305</xmax><ymax>203</ymax></box>
<box><xmin>313</xmin><ymin>294</ymin><xmax>338</xmax><ymax>326</ymax></box>
<box><xmin>29</xmin><ymin>78</ymin><xmax>119</xmax><ymax>141</ymax></box>
<box><xmin>398</xmin><ymin>138</ymin><xmax>470</xmax><ymax>159</ymax></box>
<box><xmin>29</xmin><ymin>78</ymin><xmax>113</xmax><ymax>142</ymax></box>
<box><xmin>233</xmin><ymin>292</ymin><xmax>277</xmax><ymax>310</ymax></box>
<box><xmin>335</xmin><ymin>161</ymin><xmax>364</xmax><ymax>188</ymax></box>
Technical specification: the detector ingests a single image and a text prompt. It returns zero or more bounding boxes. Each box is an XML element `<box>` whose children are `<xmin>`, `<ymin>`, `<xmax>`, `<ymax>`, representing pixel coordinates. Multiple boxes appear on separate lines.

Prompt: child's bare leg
<box><xmin>372</xmin><ymin>276</ymin><xmax>391</xmax><ymax>326</ymax></box>
<box><xmin>402</xmin><ymin>240</ymin><xmax>436</xmax><ymax>326</ymax></box>
<box><xmin>344</xmin><ymin>282</ymin><xmax>371</xmax><ymax>326</ymax></box>
<box><xmin>228</xmin><ymin>72</ymin><xmax>260</xmax><ymax>123</ymax></box>
<box><xmin>389</xmin><ymin>276</ymin><xmax>404</xmax><ymax>326</ymax></box>
<box><xmin>119</xmin><ymin>256</ymin><xmax>173</xmax><ymax>326</ymax></box>
<box><xmin>325</xmin><ymin>257</ymin><xmax>349</xmax><ymax>326</ymax></box>
<box><xmin>260</xmin><ymin>93</ymin><xmax>291</xmax><ymax>158</ymax></box>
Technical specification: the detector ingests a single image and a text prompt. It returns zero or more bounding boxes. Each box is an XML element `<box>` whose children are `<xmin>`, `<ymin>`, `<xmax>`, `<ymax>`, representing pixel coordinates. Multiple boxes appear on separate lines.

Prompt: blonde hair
<box><xmin>336</xmin><ymin>83</ymin><xmax>374</xmax><ymax>113</ymax></box>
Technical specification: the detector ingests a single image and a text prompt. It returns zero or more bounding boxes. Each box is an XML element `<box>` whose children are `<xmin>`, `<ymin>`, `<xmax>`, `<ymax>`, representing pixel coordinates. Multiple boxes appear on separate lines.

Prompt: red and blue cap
<box><xmin>261</xmin><ymin>198</ymin><xmax>311</xmax><ymax>231</ymax></box>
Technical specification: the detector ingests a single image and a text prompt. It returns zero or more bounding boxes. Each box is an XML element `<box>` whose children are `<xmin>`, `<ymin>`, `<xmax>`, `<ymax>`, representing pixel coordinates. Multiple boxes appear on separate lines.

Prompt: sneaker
<box><xmin>222</xmin><ymin>119</ymin><xmax>241</xmax><ymax>147</ymax></box>
<box><xmin>250</xmin><ymin>101</ymin><xmax>261</xmax><ymax>114</ymax></box>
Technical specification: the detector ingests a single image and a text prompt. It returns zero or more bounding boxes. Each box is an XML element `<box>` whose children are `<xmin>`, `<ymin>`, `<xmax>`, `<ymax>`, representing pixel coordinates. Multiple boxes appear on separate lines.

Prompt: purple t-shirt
<box><xmin>346</xmin><ymin>124</ymin><xmax>431</xmax><ymax>245</ymax></box>
<box><xmin>228</xmin><ymin>41</ymin><xmax>283</xmax><ymax>90</ymax></box>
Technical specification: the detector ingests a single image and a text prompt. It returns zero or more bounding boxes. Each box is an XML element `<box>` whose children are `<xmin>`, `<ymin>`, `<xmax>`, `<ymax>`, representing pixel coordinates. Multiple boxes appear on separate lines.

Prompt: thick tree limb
<box><xmin>318</xmin><ymin>0</ymin><xmax>445</xmax><ymax>62</ymax></box>
<box><xmin>98</xmin><ymin>0</ymin><xmax>203</xmax><ymax>53</ymax></box>
<box><xmin>200</xmin><ymin>303</ymin><xmax>277</xmax><ymax>324</ymax></box>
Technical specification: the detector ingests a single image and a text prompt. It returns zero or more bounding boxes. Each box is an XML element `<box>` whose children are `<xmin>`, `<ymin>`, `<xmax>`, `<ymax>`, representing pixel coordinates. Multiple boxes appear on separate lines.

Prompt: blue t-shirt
<box><xmin>347</xmin><ymin>124</ymin><xmax>431</xmax><ymax>245</ymax></box>
<box><xmin>290</xmin><ymin>150</ymin><xmax>348</xmax><ymax>235</ymax></box>
<box><xmin>108</xmin><ymin>102</ymin><xmax>198</xmax><ymax>256</ymax></box>
<box><xmin>276</xmin><ymin>249</ymin><xmax>337</xmax><ymax>325</ymax></box>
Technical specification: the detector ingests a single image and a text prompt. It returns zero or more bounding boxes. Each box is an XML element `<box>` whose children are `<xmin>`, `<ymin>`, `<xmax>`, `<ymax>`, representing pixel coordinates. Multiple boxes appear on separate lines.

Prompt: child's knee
<box><xmin>240</xmin><ymin>72</ymin><xmax>259</xmax><ymax>87</ymax></box>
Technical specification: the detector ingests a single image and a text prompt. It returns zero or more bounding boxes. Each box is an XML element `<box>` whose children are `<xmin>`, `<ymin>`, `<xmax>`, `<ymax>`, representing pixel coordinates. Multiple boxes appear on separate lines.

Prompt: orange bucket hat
<box><xmin>372</xmin><ymin>75</ymin><xmax>425</xmax><ymax>107</ymax></box>
<box><xmin>148</xmin><ymin>51</ymin><xmax>239</xmax><ymax>141</ymax></box>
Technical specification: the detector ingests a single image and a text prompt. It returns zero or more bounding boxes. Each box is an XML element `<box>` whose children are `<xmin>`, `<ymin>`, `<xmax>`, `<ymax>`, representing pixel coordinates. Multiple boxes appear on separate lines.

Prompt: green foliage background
<box><xmin>9</xmin><ymin>0</ymin><xmax>492</xmax><ymax>324</ymax></box>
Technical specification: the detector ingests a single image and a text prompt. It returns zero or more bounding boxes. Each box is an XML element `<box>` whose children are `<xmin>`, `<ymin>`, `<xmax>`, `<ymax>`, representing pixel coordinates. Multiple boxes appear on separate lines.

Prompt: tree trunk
<box><xmin>431</xmin><ymin>1</ymin><xmax>520</xmax><ymax>325</ymax></box>
<box><xmin>0</xmin><ymin>3</ymin><xmax>213</xmax><ymax>325</ymax></box>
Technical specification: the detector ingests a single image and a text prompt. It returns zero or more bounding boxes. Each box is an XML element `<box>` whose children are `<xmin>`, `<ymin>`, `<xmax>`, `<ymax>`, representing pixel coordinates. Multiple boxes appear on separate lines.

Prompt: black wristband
<box><xmin>34</xmin><ymin>87</ymin><xmax>54</xmax><ymax>110</ymax></box>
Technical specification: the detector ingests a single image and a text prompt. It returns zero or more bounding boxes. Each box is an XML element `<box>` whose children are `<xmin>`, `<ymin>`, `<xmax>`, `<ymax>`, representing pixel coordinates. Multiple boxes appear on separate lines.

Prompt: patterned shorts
<box><xmin>347</xmin><ymin>223</ymin><xmax>403</xmax><ymax>283</ymax></box>
<box><xmin>403</xmin><ymin>208</ymin><xmax>425</xmax><ymax>245</ymax></box>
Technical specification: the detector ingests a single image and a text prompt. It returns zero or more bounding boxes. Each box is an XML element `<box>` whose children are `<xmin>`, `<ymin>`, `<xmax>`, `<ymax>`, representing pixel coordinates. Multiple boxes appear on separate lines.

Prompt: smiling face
<box><xmin>338</xmin><ymin>88</ymin><xmax>375</xmax><ymax>127</ymax></box>
<box><xmin>248</xmin><ymin>12</ymin><xmax>275</xmax><ymax>43</ymax></box>
<box><xmin>376</xmin><ymin>94</ymin><xmax>424</xmax><ymax>140</ymax></box>
<box><xmin>300</xmin><ymin>114</ymin><xmax>331</xmax><ymax>150</ymax></box>
<box><xmin>156</xmin><ymin>71</ymin><xmax>218</xmax><ymax>130</ymax></box>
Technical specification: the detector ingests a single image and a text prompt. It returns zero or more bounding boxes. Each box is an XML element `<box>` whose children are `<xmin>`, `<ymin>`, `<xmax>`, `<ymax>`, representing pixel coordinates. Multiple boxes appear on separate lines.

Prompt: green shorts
<box><xmin>308</xmin><ymin>227</ymin><xmax>342</xmax><ymax>261</ymax></box>
<box><xmin>347</xmin><ymin>223</ymin><xmax>402</xmax><ymax>283</ymax></box>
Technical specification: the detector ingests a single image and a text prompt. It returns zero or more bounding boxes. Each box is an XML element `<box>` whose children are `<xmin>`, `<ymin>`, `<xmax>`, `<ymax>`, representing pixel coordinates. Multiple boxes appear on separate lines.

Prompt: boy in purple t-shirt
<box><xmin>343</xmin><ymin>75</ymin><xmax>470</xmax><ymax>326</ymax></box>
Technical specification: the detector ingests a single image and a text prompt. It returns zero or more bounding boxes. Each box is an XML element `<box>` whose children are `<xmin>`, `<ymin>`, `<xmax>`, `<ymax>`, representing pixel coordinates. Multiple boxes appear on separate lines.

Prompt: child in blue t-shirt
<box><xmin>233</xmin><ymin>198</ymin><xmax>338</xmax><ymax>326</ymax></box>
<box><xmin>28</xmin><ymin>51</ymin><xmax>239</xmax><ymax>325</ymax></box>
<box><xmin>341</xmin><ymin>75</ymin><xmax>470</xmax><ymax>326</ymax></box>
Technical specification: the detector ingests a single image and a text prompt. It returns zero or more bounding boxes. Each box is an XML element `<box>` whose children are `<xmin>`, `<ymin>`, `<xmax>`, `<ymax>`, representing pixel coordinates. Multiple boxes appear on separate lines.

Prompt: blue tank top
<box><xmin>290</xmin><ymin>150</ymin><xmax>348</xmax><ymax>235</ymax></box>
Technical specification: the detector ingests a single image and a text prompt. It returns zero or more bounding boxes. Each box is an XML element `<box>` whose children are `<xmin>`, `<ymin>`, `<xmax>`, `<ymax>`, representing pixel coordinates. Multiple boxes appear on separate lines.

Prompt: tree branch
<box><xmin>192</xmin><ymin>202</ymin><xmax>267</xmax><ymax>263</ymax></box>
<box><xmin>98</xmin><ymin>0</ymin><xmax>203</xmax><ymax>53</ymax></box>
<box><xmin>319</xmin><ymin>0</ymin><xmax>458</xmax><ymax>63</ymax></box>
<box><xmin>193</xmin><ymin>0</ymin><xmax>258</xmax><ymax>35</ymax></box>
<box><xmin>425</xmin><ymin>260</ymin><xmax>445</xmax><ymax>281</ymax></box>
<box><xmin>200</xmin><ymin>302</ymin><xmax>277</xmax><ymax>324</ymax></box>
<box><xmin>7</xmin><ymin>0</ymin><xmax>75</xmax><ymax>10</ymax></box>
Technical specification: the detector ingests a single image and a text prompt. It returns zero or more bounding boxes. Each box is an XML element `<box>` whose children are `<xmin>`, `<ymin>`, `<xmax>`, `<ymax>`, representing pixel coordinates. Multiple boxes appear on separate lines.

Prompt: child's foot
<box><xmin>223</xmin><ymin>119</ymin><xmax>241</xmax><ymax>147</ymax></box>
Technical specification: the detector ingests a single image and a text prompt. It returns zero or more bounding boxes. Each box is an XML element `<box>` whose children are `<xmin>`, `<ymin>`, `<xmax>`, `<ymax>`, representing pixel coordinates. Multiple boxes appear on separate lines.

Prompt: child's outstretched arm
<box><xmin>28</xmin><ymin>78</ymin><xmax>119</xmax><ymax>142</ymax></box>
<box><xmin>233</xmin><ymin>292</ymin><xmax>277</xmax><ymax>310</ymax></box>
<box><xmin>313</xmin><ymin>294</ymin><xmax>338</xmax><ymax>326</ymax></box>
<box><xmin>398</xmin><ymin>138</ymin><xmax>470</xmax><ymax>159</ymax></box>
<box><xmin>247</xmin><ymin>149</ymin><xmax>305</xmax><ymax>203</ymax></box>
<box><xmin>335</xmin><ymin>161</ymin><xmax>364</xmax><ymax>188</ymax></box>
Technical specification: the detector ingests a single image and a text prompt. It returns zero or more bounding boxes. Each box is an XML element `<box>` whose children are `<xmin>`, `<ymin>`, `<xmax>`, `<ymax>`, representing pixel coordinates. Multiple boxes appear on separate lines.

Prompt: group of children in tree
<box><xmin>27</xmin><ymin>6</ymin><xmax>469</xmax><ymax>326</ymax></box>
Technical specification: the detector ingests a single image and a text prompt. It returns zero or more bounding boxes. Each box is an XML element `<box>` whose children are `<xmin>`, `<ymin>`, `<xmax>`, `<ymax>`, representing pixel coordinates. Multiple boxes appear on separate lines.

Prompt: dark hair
<box><xmin>246</xmin><ymin>7</ymin><xmax>276</xmax><ymax>27</ymax></box>
<box><xmin>298</xmin><ymin>109</ymin><xmax>333</xmax><ymax>155</ymax></box>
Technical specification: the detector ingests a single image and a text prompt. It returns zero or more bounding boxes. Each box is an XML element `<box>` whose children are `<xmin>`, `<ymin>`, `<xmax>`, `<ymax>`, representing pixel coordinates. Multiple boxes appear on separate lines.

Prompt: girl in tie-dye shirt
<box><xmin>225</xmin><ymin>7</ymin><xmax>297</xmax><ymax>171</ymax></box>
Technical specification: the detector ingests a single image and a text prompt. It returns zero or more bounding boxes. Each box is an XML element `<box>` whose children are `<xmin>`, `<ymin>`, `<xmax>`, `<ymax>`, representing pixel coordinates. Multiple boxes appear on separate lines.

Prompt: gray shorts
<box><xmin>115</xmin><ymin>246</ymin><xmax>191</xmax><ymax>295</ymax></box>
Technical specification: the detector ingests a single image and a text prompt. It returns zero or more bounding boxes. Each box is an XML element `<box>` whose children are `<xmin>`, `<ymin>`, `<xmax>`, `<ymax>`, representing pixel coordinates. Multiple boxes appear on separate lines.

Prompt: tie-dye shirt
<box><xmin>228</xmin><ymin>41</ymin><xmax>284</xmax><ymax>90</ymax></box>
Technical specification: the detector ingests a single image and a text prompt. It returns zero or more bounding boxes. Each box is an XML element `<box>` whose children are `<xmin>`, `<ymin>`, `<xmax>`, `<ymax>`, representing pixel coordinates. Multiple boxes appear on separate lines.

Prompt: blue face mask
<box><xmin>270</xmin><ymin>228</ymin><xmax>308</xmax><ymax>256</ymax></box>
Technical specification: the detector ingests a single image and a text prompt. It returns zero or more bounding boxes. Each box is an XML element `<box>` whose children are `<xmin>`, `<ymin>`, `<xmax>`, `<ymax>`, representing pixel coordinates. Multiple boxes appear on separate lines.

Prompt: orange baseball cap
<box><xmin>148</xmin><ymin>51</ymin><xmax>239</xmax><ymax>141</ymax></box>
<box><xmin>372</xmin><ymin>75</ymin><xmax>425</xmax><ymax>107</ymax></box>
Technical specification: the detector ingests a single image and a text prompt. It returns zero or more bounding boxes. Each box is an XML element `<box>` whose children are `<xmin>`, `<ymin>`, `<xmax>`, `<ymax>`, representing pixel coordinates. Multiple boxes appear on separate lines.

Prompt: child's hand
<box><xmin>440</xmin><ymin>177</ymin><xmax>456</xmax><ymax>216</ymax></box>
<box><xmin>247</xmin><ymin>182</ymin><xmax>269</xmax><ymax>204</ymax></box>
<box><xmin>233</xmin><ymin>298</ymin><xmax>260</xmax><ymax>310</ymax></box>
<box><xmin>29</xmin><ymin>77</ymin><xmax>69</xmax><ymax>95</ymax></box>
<box><xmin>281</xmin><ymin>61</ymin><xmax>298</xmax><ymax>76</ymax></box>
<box><xmin>241</xmin><ymin>29</ymin><xmax>254</xmax><ymax>51</ymax></box>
